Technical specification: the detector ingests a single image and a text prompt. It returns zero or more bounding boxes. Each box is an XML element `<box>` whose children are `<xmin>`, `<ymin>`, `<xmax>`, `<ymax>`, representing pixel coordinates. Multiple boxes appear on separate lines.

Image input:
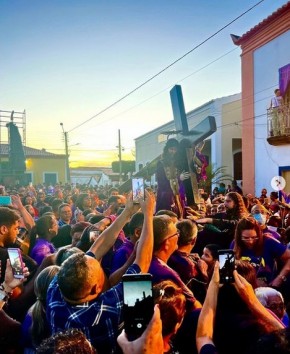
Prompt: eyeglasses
<box><xmin>164</xmin><ymin>230</ymin><xmax>180</xmax><ymax>242</ymax></box>
<box><xmin>241</xmin><ymin>236</ymin><xmax>259</xmax><ymax>241</ymax></box>
<box><xmin>252</xmin><ymin>210</ymin><xmax>266</xmax><ymax>215</ymax></box>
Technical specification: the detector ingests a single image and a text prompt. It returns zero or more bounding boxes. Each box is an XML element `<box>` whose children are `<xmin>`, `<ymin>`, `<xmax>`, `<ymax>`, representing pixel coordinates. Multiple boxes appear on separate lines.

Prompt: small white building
<box><xmin>70</xmin><ymin>167</ymin><xmax>113</xmax><ymax>187</ymax></box>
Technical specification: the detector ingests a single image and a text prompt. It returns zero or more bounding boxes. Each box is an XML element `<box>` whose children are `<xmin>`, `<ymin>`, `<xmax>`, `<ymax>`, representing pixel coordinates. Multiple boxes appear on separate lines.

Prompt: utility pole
<box><xmin>60</xmin><ymin>123</ymin><xmax>70</xmax><ymax>183</ymax></box>
<box><xmin>118</xmin><ymin>129</ymin><xmax>122</xmax><ymax>184</ymax></box>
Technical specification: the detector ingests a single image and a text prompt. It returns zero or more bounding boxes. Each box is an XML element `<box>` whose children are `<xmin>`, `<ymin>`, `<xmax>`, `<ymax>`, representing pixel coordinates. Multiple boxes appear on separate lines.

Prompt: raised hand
<box><xmin>117</xmin><ymin>305</ymin><xmax>163</xmax><ymax>354</ymax></box>
<box><xmin>139</xmin><ymin>190</ymin><xmax>155</xmax><ymax>216</ymax></box>
<box><xmin>180</xmin><ymin>171</ymin><xmax>190</xmax><ymax>181</ymax></box>
<box><xmin>4</xmin><ymin>258</ymin><xmax>30</xmax><ymax>291</ymax></box>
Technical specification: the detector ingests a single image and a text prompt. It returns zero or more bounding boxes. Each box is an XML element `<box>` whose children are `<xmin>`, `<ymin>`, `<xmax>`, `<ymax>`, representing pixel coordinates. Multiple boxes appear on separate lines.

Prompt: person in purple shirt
<box><xmin>29</xmin><ymin>214</ymin><xmax>57</xmax><ymax>266</ymax></box>
<box><xmin>149</xmin><ymin>214</ymin><xmax>201</xmax><ymax>311</ymax></box>
<box><xmin>109</xmin><ymin>212</ymin><xmax>144</xmax><ymax>280</ymax></box>
<box><xmin>232</xmin><ymin>217</ymin><xmax>290</xmax><ymax>288</ymax></box>
<box><xmin>280</xmin><ymin>189</ymin><xmax>290</xmax><ymax>204</ymax></box>
<box><xmin>168</xmin><ymin>219</ymin><xmax>208</xmax><ymax>302</ymax></box>
<box><xmin>46</xmin><ymin>191</ymin><xmax>155</xmax><ymax>354</ymax></box>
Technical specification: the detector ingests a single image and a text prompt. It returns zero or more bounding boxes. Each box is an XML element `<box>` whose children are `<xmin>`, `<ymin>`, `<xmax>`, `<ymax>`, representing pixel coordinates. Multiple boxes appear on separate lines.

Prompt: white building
<box><xmin>70</xmin><ymin>167</ymin><xmax>114</xmax><ymax>187</ymax></box>
<box><xmin>234</xmin><ymin>2</ymin><xmax>290</xmax><ymax>195</ymax></box>
<box><xmin>135</xmin><ymin>93</ymin><xmax>242</xmax><ymax>187</ymax></box>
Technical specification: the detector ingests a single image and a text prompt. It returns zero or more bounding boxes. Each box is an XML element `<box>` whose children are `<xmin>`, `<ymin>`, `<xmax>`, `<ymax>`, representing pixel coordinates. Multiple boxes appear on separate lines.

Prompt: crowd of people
<box><xmin>0</xmin><ymin>173</ymin><xmax>290</xmax><ymax>353</ymax></box>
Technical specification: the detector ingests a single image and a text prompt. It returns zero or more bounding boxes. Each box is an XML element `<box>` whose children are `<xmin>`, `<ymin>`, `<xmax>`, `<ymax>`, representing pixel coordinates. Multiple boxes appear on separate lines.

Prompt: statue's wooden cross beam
<box><xmin>161</xmin><ymin>85</ymin><xmax>217</xmax><ymax>204</ymax></box>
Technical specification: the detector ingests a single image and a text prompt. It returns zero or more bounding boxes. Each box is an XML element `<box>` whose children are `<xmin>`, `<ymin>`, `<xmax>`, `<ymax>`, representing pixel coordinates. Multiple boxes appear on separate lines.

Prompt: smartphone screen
<box><xmin>132</xmin><ymin>178</ymin><xmax>145</xmax><ymax>203</ymax></box>
<box><xmin>218</xmin><ymin>249</ymin><xmax>235</xmax><ymax>284</ymax></box>
<box><xmin>8</xmin><ymin>248</ymin><xmax>24</xmax><ymax>279</ymax></box>
<box><xmin>0</xmin><ymin>196</ymin><xmax>12</xmax><ymax>206</ymax></box>
<box><xmin>122</xmin><ymin>273</ymin><xmax>154</xmax><ymax>340</ymax></box>
<box><xmin>89</xmin><ymin>230</ymin><xmax>100</xmax><ymax>242</ymax></box>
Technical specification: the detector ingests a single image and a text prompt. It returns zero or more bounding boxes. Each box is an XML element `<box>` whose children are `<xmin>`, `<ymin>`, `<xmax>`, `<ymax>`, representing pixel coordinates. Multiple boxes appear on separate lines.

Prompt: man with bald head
<box><xmin>251</xmin><ymin>204</ymin><xmax>280</xmax><ymax>240</ymax></box>
<box><xmin>46</xmin><ymin>192</ymin><xmax>155</xmax><ymax>354</ymax></box>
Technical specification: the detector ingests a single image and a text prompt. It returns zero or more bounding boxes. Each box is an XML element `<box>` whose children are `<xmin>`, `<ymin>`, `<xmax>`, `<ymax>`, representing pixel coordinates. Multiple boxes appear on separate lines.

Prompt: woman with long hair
<box><xmin>196</xmin><ymin>192</ymin><xmax>249</xmax><ymax>248</ymax></box>
<box><xmin>232</xmin><ymin>217</ymin><xmax>290</xmax><ymax>287</ymax></box>
<box><xmin>21</xmin><ymin>265</ymin><xmax>60</xmax><ymax>352</ymax></box>
<box><xmin>29</xmin><ymin>214</ymin><xmax>58</xmax><ymax>266</ymax></box>
<box><xmin>155</xmin><ymin>139</ymin><xmax>189</xmax><ymax>219</ymax></box>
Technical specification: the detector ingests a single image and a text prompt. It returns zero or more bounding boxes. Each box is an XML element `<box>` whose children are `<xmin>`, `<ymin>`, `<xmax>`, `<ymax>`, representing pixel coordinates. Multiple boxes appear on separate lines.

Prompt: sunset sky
<box><xmin>1</xmin><ymin>0</ymin><xmax>287</xmax><ymax>167</ymax></box>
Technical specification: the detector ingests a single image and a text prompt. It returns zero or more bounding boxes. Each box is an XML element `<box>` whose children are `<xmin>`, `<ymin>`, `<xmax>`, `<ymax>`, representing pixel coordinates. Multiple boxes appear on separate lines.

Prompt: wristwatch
<box><xmin>0</xmin><ymin>283</ymin><xmax>12</xmax><ymax>302</ymax></box>
<box><xmin>0</xmin><ymin>289</ymin><xmax>7</xmax><ymax>302</ymax></box>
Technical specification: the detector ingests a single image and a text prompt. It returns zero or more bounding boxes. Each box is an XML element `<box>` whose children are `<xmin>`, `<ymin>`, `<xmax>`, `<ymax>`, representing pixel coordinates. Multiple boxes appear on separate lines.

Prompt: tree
<box><xmin>198</xmin><ymin>165</ymin><xmax>232</xmax><ymax>194</ymax></box>
<box><xmin>112</xmin><ymin>160</ymin><xmax>136</xmax><ymax>179</ymax></box>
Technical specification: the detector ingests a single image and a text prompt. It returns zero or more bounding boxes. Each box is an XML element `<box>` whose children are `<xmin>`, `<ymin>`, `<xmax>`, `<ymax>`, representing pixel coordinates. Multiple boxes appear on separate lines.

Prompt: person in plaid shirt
<box><xmin>46</xmin><ymin>191</ymin><xmax>155</xmax><ymax>354</ymax></box>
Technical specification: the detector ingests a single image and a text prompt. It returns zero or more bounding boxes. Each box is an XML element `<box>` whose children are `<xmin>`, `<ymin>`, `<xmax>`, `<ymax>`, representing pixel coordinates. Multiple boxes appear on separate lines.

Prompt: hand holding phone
<box><xmin>0</xmin><ymin>196</ymin><xmax>12</xmax><ymax>206</ymax></box>
<box><xmin>132</xmin><ymin>178</ymin><xmax>145</xmax><ymax>204</ymax></box>
<box><xmin>122</xmin><ymin>273</ymin><xmax>154</xmax><ymax>341</ymax></box>
<box><xmin>7</xmin><ymin>248</ymin><xmax>24</xmax><ymax>279</ymax></box>
<box><xmin>218</xmin><ymin>249</ymin><xmax>235</xmax><ymax>284</ymax></box>
<box><xmin>117</xmin><ymin>305</ymin><xmax>163</xmax><ymax>354</ymax></box>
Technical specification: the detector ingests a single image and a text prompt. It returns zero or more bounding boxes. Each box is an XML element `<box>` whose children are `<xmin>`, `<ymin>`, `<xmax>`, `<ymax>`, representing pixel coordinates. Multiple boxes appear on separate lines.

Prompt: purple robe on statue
<box><xmin>155</xmin><ymin>160</ymin><xmax>185</xmax><ymax>217</ymax></box>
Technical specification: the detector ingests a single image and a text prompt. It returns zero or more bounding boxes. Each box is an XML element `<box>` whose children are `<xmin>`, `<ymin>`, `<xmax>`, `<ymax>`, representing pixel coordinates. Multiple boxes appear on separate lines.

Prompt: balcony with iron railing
<box><xmin>267</xmin><ymin>103</ymin><xmax>290</xmax><ymax>145</ymax></box>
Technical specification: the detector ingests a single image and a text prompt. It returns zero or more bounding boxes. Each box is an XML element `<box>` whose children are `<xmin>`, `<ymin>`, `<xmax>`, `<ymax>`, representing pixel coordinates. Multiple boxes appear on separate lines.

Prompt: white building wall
<box><xmin>211</xmin><ymin>94</ymin><xmax>241</xmax><ymax>177</ymax></box>
<box><xmin>254</xmin><ymin>30</ymin><xmax>290</xmax><ymax>195</ymax></box>
<box><xmin>98</xmin><ymin>173</ymin><xmax>111</xmax><ymax>186</ymax></box>
<box><xmin>135</xmin><ymin>94</ymin><xmax>241</xmax><ymax>183</ymax></box>
<box><xmin>220</xmin><ymin>97</ymin><xmax>242</xmax><ymax>179</ymax></box>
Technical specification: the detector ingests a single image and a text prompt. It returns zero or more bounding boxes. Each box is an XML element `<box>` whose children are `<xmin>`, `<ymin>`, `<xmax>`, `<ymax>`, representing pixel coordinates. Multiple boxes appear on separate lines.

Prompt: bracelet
<box><xmin>0</xmin><ymin>283</ymin><xmax>13</xmax><ymax>297</ymax></box>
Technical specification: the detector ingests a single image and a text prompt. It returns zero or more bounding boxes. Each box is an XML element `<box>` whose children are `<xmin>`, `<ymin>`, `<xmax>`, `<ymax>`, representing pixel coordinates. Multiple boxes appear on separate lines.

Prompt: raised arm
<box><xmin>89</xmin><ymin>193</ymin><xmax>140</xmax><ymax>261</ymax></box>
<box><xmin>133</xmin><ymin>191</ymin><xmax>155</xmax><ymax>273</ymax></box>
<box><xmin>11</xmin><ymin>194</ymin><xmax>35</xmax><ymax>231</ymax></box>
<box><xmin>196</xmin><ymin>262</ymin><xmax>219</xmax><ymax>353</ymax></box>
<box><xmin>233</xmin><ymin>270</ymin><xmax>284</xmax><ymax>333</ymax></box>
<box><xmin>109</xmin><ymin>245</ymin><xmax>137</xmax><ymax>286</ymax></box>
<box><xmin>270</xmin><ymin>248</ymin><xmax>290</xmax><ymax>288</ymax></box>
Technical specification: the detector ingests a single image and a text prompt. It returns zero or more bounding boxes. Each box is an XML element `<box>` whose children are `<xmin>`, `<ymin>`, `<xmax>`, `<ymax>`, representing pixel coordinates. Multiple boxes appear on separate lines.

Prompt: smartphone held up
<box><xmin>218</xmin><ymin>249</ymin><xmax>235</xmax><ymax>284</ymax></box>
<box><xmin>0</xmin><ymin>195</ymin><xmax>12</xmax><ymax>206</ymax></box>
<box><xmin>8</xmin><ymin>248</ymin><xmax>25</xmax><ymax>279</ymax></box>
<box><xmin>132</xmin><ymin>178</ymin><xmax>145</xmax><ymax>204</ymax></box>
<box><xmin>122</xmin><ymin>273</ymin><xmax>154</xmax><ymax>340</ymax></box>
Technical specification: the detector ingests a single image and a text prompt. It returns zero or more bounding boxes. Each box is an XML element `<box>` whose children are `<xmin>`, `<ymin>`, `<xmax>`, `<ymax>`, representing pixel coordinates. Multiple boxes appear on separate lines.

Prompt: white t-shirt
<box><xmin>270</xmin><ymin>96</ymin><xmax>283</xmax><ymax>108</ymax></box>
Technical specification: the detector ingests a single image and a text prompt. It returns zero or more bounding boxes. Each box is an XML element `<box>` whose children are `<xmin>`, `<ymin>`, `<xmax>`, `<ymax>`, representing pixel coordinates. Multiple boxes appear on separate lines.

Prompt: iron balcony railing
<box><xmin>267</xmin><ymin>103</ymin><xmax>290</xmax><ymax>138</ymax></box>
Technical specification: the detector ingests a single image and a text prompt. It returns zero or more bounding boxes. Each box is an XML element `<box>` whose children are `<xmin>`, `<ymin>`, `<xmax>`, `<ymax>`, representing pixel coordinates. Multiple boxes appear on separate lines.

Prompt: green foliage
<box><xmin>112</xmin><ymin>160</ymin><xmax>136</xmax><ymax>175</ymax></box>
<box><xmin>198</xmin><ymin>164</ymin><xmax>232</xmax><ymax>194</ymax></box>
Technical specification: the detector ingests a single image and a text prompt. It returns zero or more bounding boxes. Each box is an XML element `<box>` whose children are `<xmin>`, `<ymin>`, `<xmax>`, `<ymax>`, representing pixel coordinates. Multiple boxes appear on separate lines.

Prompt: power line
<box><xmin>28</xmin><ymin>82</ymin><xmax>276</xmax><ymax>149</ymax></box>
<box><xmin>41</xmin><ymin>147</ymin><xmax>134</xmax><ymax>152</ymax></box>
<box><xmin>71</xmin><ymin>47</ymin><xmax>239</xmax><ymax>135</ymax></box>
<box><xmin>68</xmin><ymin>52</ymin><xmax>275</xmax><ymax>142</ymax></box>
<box><xmin>68</xmin><ymin>0</ymin><xmax>265</xmax><ymax>134</ymax></box>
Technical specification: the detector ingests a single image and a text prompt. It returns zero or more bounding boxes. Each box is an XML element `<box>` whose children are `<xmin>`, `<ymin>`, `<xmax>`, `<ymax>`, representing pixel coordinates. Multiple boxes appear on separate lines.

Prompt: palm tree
<box><xmin>198</xmin><ymin>164</ymin><xmax>233</xmax><ymax>194</ymax></box>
